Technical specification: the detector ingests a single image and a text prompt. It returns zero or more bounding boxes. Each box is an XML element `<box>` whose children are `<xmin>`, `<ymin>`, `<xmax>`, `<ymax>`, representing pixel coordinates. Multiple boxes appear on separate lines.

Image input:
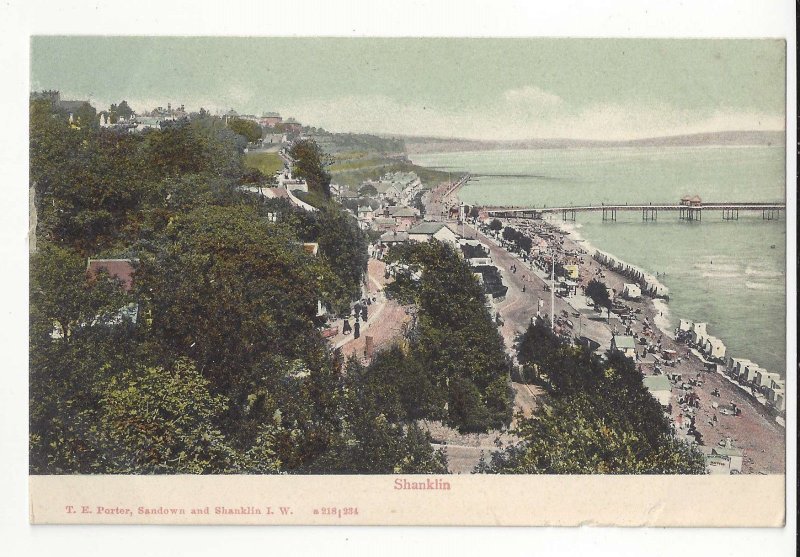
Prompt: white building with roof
<box><xmin>610</xmin><ymin>335</ymin><xmax>637</xmax><ymax>359</ymax></box>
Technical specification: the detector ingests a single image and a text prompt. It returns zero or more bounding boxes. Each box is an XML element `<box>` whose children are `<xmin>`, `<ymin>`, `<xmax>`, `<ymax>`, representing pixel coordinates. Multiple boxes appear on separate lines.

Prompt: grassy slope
<box><xmin>244</xmin><ymin>151</ymin><xmax>284</xmax><ymax>176</ymax></box>
<box><xmin>329</xmin><ymin>152</ymin><xmax>455</xmax><ymax>189</ymax></box>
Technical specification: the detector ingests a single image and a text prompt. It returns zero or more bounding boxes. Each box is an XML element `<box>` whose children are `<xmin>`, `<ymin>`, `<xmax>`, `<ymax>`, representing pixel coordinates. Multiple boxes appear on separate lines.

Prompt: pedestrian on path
<box><xmin>354</xmin><ymin>320</ymin><xmax>360</xmax><ymax>339</ymax></box>
<box><xmin>342</xmin><ymin>319</ymin><xmax>351</xmax><ymax>335</ymax></box>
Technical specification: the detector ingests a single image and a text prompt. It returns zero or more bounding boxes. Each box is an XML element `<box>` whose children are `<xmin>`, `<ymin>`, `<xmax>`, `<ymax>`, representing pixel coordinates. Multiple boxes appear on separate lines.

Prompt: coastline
<box><xmin>436</xmin><ymin>177</ymin><xmax>785</xmax><ymax>474</ymax></box>
<box><xmin>548</xmin><ymin>217</ymin><xmax>786</xmax><ymax>420</ymax></box>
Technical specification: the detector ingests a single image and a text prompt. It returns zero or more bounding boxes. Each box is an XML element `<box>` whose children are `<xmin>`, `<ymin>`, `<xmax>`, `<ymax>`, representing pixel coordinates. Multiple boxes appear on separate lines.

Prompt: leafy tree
<box><xmin>228</xmin><ymin>118</ymin><xmax>263</xmax><ymax>143</ymax></box>
<box><xmin>117</xmin><ymin>100</ymin><xmax>134</xmax><ymax>120</ymax></box>
<box><xmin>97</xmin><ymin>359</ymin><xmax>247</xmax><ymax>474</ymax></box>
<box><xmin>586</xmin><ymin>278</ymin><xmax>612</xmax><ymax>309</ymax></box>
<box><xmin>289</xmin><ymin>139</ymin><xmax>333</xmax><ymax>198</ymax></box>
<box><xmin>308</xmin><ymin>358</ymin><xmax>448</xmax><ymax>474</ymax></box>
<box><xmin>135</xmin><ymin>205</ymin><xmax>334</xmax><ymax>391</ymax></box>
<box><xmin>30</xmin><ymin>241</ymin><xmax>132</xmax><ymax>345</ymax></box>
<box><xmin>481</xmin><ymin>320</ymin><xmax>706</xmax><ymax>474</ymax></box>
<box><xmin>384</xmin><ymin>240</ymin><xmax>513</xmax><ymax>432</ymax></box>
<box><xmin>488</xmin><ymin>219</ymin><xmax>503</xmax><ymax>231</ymax></box>
<box><xmin>358</xmin><ymin>183</ymin><xmax>378</xmax><ymax>197</ymax></box>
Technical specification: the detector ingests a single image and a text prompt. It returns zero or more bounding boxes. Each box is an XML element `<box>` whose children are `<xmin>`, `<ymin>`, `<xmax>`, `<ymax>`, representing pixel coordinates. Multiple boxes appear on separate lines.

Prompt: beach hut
<box><xmin>703</xmin><ymin>336</ymin><xmax>726</xmax><ymax>360</ymax></box>
<box><xmin>622</xmin><ymin>283</ymin><xmax>642</xmax><ymax>300</ymax></box>
<box><xmin>690</xmin><ymin>322</ymin><xmax>707</xmax><ymax>345</ymax></box>
<box><xmin>755</xmin><ymin>369</ymin><xmax>780</xmax><ymax>392</ymax></box>
<box><xmin>642</xmin><ymin>375</ymin><xmax>672</xmax><ymax>407</ymax></box>
<box><xmin>731</xmin><ymin>358</ymin><xmax>752</xmax><ymax>380</ymax></box>
<box><xmin>742</xmin><ymin>363</ymin><xmax>761</xmax><ymax>385</ymax></box>
<box><xmin>767</xmin><ymin>388</ymin><xmax>785</xmax><ymax>412</ymax></box>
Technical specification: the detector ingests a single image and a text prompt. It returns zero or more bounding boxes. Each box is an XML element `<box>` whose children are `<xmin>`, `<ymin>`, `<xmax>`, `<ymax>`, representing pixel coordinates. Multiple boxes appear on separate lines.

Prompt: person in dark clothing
<box><xmin>361</xmin><ymin>305</ymin><xmax>368</xmax><ymax>321</ymax></box>
<box><xmin>342</xmin><ymin>319</ymin><xmax>351</xmax><ymax>334</ymax></box>
<box><xmin>353</xmin><ymin>320</ymin><xmax>360</xmax><ymax>339</ymax></box>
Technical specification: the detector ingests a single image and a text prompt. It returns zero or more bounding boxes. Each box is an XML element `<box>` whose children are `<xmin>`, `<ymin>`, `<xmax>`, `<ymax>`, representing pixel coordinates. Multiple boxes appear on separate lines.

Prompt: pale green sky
<box><xmin>31</xmin><ymin>37</ymin><xmax>786</xmax><ymax>140</ymax></box>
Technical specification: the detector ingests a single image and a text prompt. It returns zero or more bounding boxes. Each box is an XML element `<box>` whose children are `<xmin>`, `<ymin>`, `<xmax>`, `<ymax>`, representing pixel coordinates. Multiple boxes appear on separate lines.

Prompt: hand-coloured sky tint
<box><xmin>31</xmin><ymin>37</ymin><xmax>786</xmax><ymax>140</ymax></box>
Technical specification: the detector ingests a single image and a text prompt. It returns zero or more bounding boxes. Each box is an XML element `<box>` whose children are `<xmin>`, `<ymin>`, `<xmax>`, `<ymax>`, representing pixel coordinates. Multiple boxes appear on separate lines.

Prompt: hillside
<box><xmin>403</xmin><ymin>130</ymin><xmax>786</xmax><ymax>154</ymax></box>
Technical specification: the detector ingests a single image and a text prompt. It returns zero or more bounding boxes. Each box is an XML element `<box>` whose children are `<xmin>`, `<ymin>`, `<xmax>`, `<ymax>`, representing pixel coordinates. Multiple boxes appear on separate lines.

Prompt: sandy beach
<box><xmin>433</xmin><ymin>179</ymin><xmax>785</xmax><ymax>474</ymax></box>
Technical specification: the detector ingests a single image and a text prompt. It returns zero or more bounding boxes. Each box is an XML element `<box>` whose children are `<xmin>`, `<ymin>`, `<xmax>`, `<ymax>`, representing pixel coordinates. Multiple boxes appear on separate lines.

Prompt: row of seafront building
<box><xmin>339</xmin><ymin>173</ymin><xmax>508</xmax><ymax>321</ymax></box>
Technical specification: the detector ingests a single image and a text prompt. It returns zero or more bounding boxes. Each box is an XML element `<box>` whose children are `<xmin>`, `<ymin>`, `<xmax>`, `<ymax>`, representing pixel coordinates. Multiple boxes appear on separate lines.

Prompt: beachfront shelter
<box><xmin>642</xmin><ymin>375</ymin><xmax>672</xmax><ymax>407</ymax></box>
<box><xmin>610</xmin><ymin>335</ymin><xmax>637</xmax><ymax>359</ymax></box>
<box><xmin>622</xmin><ymin>283</ymin><xmax>642</xmax><ymax>300</ymax></box>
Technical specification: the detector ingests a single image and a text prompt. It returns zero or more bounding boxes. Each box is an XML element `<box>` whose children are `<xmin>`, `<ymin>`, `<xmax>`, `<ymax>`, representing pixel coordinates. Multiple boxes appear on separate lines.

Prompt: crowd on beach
<box><xmin>473</xmin><ymin>213</ymin><xmax>785</xmax><ymax>474</ymax></box>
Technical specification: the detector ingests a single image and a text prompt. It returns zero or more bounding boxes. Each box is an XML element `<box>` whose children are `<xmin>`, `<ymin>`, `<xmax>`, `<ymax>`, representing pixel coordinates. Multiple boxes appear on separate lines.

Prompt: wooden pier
<box><xmin>486</xmin><ymin>201</ymin><xmax>785</xmax><ymax>222</ymax></box>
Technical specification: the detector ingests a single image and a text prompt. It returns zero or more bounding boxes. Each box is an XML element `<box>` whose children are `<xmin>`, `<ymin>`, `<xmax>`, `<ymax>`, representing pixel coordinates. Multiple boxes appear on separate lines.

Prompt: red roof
<box><xmin>86</xmin><ymin>259</ymin><xmax>135</xmax><ymax>292</ymax></box>
<box><xmin>265</xmin><ymin>187</ymin><xmax>290</xmax><ymax>199</ymax></box>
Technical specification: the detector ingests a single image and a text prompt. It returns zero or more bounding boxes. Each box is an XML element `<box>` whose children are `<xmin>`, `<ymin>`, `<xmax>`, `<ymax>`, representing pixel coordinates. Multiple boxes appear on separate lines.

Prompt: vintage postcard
<box><xmin>26</xmin><ymin>33</ymin><xmax>791</xmax><ymax>529</ymax></box>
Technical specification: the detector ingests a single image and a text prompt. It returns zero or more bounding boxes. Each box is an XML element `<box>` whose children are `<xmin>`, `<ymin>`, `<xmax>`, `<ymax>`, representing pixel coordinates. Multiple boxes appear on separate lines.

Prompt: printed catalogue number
<box><xmin>312</xmin><ymin>507</ymin><xmax>359</xmax><ymax>518</ymax></box>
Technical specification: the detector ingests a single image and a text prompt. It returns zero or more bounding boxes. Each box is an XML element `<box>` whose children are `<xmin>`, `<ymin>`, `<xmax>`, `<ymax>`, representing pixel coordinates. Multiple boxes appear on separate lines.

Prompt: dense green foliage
<box><xmin>228</xmin><ymin>118</ymin><xmax>263</xmax><ymax>143</ymax></box>
<box><xmin>29</xmin><ymin>98</ymin><xmax>429</xmax><ymax>475</ymax></box>
<box><xmin>478</xmin><ymin>318</ymin><xmax>705</xmax><ymax>474</ymax></box>
<box><xmin>108</xmin><ymin>100</ymin><xmax>134</xmax><ymax>122</ymax></box>
<box><xmin>289</xmin><ymin>139</ymin><xmax>333</xmax><ymax>198</ymax></box>
<box><xmin>501</xmin><ymin>225</ymin><xmax>533</xmax><ymax>253</ymax></box>
<box><xmin>586</xmin><ymin>278</ymin><xmax>612</xmax><ymax>309</ymax></box>
<box><xmin>383</xmin><ymin>241</ymin><xmax>513</xmax><ymax>432</ymax></box>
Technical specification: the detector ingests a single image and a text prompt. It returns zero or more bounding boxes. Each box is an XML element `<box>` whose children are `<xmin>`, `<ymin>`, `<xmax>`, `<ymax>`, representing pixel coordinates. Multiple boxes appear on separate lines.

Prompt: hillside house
<box><xmin>407</xmin><ymin>222</ymin><xmax>460</xmax><ymax>246</ymax></box>
<box><xmin>742</xmin><ymin>363</ymin><xmax>762</xmax><ymax>385</ymax></box>
<box><xmin>86</xmin><ymin>259</ymin><xmax>136</xmax><ymax>292</ymax></box>
<box><xmin>379</xmin><ymin>231</ymin><xmax>409</xmax><ymax>246</ymax></box>
<box><xmin>260</xmin><ymin>112</ymin><xmax>282</xmax><ymax>127</ymax></box>
<box><xmin>391</xmin><ymin>206</ymin><xmax>419</xmax><ymax>231</ymax></box>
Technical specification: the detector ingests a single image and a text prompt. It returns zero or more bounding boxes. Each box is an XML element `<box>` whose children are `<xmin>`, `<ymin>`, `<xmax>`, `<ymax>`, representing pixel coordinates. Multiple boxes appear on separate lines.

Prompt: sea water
<box><xmin>412</xmin><ymin>146</ymin><xmax>787</xmax><ymax>375</ymax></box>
